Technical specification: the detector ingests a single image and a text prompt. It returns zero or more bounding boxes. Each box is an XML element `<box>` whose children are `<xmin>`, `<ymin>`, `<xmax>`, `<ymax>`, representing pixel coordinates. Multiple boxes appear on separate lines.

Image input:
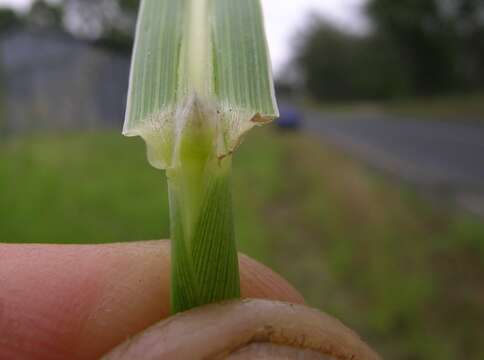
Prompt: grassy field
<box><xmin>1</xmin><ymin>128</ymin><xmax>484</xmax><ymax>359</ymax></box>
<box><xmin>384</xmin><ymin>93</ymin><xmax>484</xmax><ymax>121</ymax></box>
<box><xmin>313</xmin><ymin>93</ymin><xmax>484</xmax><ymax>121</ymax></box>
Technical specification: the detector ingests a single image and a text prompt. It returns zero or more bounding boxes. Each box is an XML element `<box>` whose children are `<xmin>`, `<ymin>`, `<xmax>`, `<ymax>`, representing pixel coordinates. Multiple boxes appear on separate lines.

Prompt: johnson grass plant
<box><xmin>124</xmin><ymin>0</ymin><xmax>278</xmax><ymax>313</ymax></box>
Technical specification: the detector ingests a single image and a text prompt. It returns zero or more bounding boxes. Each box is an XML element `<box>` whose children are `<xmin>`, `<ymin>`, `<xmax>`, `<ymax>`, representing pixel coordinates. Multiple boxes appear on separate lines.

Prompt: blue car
<box><xmin>276</xmin><ymin>105</ymin><xmax>303</xmax><ymax>130</ymax></box>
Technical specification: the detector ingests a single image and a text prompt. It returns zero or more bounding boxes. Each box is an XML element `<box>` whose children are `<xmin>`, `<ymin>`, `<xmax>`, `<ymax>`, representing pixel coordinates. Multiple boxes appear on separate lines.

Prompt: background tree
<box><xmin>63</xmin><ymin>0</ymin><xmax>138</xmax><ymax>51</ymax></box>
<box><xmin>27</xmin><ymin>0</ymin><xmax>62</xmax><ymax>28</ymax></box>
<box><xmin>367</xmin><ymin>0</ymin><xmax>484</xmax><ymax>93</ymax></box>
<box><xmin>0</xmin><ymin>8</ymin><xmax>19</xmax><ymax>33</ymax></box>
<box><xmin>295</xmin><ymin>17</ymin><xmax>411</xmax><ymax>101</ymax></box>
<box><xmin>294</xmin><ymin>0</ymin><xmax>484</xmax><ymax>101</ymax></box>
<box><xmin>449</xmin><ymin>0</ymin><xmax>484</xmax><ymax>89</ymax></box>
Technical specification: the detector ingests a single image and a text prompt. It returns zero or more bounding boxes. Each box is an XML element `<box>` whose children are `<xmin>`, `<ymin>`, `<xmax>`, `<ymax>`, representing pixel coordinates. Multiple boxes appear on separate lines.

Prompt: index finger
<box><xmin>0</xmin><ymin>240</ymin><xmax>303</xmax><ymax>360</ymax></box>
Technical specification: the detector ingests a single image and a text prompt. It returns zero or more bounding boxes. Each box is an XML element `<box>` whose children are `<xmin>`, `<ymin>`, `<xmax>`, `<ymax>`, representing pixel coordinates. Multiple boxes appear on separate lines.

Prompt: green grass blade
<box><xmin>124</xmin><ymin>0</ymin><xmax>277</xmax><ymax>313</ymax></box>
<box><xmin>123</xmin><ymin>0</ymin><xmax>185</xmax><ymax>169</ymax></box>
<box><xmin>210</xmin><ymin>0</ymin><xmax>279</xmax><ymax>155</ymax></box>
<box><xmin>212</xmin><ymin>0</ymin><xmax>278</xmax><ymax>117</ymax></box>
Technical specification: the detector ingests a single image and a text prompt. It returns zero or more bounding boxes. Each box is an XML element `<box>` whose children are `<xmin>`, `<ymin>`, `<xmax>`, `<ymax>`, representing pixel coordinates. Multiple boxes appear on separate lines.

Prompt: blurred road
<box><xmin>305</xmin><ymin>112</ymin><xmax>484</xmax><ymax>216</ymax></box>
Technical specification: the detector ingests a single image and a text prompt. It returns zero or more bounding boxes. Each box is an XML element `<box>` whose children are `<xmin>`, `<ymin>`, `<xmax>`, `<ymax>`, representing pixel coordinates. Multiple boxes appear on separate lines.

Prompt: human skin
<box><xmin>0</xmin><ymin>240</ymin><xmax>304</xmax><ymax>360</ymax></box>
<box><xmin>104</xmin><ymin>299</ymin><xmax>380</xmax><ymax>360</ymax></box>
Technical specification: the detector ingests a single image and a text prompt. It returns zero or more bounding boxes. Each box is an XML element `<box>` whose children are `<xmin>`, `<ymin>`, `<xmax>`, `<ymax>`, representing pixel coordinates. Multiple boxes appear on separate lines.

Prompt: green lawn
<box><xmin>1</xmin><ymin>128</ymin><xmax>484</xmax><ymax>359</ymax></box>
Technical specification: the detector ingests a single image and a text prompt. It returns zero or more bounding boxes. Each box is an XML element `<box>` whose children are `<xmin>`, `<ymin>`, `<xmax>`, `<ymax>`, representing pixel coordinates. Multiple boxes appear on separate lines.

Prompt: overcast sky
<box><xmin>0</xmin><ymin>0</ymin><xmax>367</xmax><ymax>72</ymax></box>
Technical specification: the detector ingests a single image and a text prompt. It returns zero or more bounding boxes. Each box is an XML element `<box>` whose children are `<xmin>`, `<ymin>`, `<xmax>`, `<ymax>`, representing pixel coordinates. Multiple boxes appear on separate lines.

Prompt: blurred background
<box><xmin>1</xmin><ymin>0</ymin><xmax>484</xmax><ymax>358</ymax></box>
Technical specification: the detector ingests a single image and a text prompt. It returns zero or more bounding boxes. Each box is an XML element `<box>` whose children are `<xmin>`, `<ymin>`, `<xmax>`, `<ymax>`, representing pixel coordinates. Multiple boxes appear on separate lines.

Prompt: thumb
<box><xmin>103</xmin><ymin>299</ymin><xmax>380</xmax><ymax>360</ymax></box>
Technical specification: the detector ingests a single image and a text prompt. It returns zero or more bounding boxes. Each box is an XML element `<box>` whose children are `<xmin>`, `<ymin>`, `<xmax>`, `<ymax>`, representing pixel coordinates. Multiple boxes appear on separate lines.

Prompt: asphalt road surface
<box><xmin>304</xmin><ymin>111</ymin><xmax>484</xmax><ymax>216</ymax></box>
